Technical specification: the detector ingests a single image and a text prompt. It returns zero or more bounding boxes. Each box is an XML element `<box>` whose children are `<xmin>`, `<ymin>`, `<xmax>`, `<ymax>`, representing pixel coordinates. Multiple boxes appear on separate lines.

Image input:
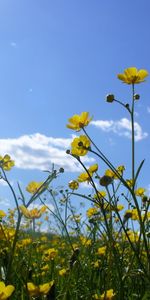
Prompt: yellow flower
<box><xmin>0</xmin><ymin>154</ymin><xmax>15</xmax><ymax>171</ymax></box>
<box><xmin>100</xmin><ymin>289</ymin><xmax>115</xmax><ymax>300</ymax></box>
<box><xmin>105</xmin><ymin>165</ymin><xmax>125</xmax><ymax>179</ymax></box>
<box><xmin>68</xmin><ymin>180</ymin><xmax>79</xmax><ymax>190</ymax></box>
<box><xmin>71</xmin><ymin>135</ymin><xmax>90</xmax><ymax>156</ymax></box>
<box><xmin>0</xmin><ymin>281</ymin><xmax>15</xmax><ymax>300</ymax></box>
<box><xmin>59</xmin><ymin>268</ymin><xmax>68</xmax><ymax>276</ymax></box>
<box><xmin>135</xmin><ymin>187</ymin><xmax>146</xmax><ymax>197</ymax></box>
<box><xmin>19</xmin><ymin>238</ymin><xmax>32</xmax><ymax>247</ymax></box>
<box><xmin>80</xmin><ymin>236</ymin><xmax>92</xmax><ymax>246</ymax></box>
<box><xmin>77</xmin><ymin>172</ymin><xmax>92</xmax><ymax>183</ymax></box>
<box><xmin>67</xmin><ymin>112</ymin><xmax>92</xmax><ymax>131</ymax></box>
<box><xmin>94</xmin><ymin>190</ymin><xmax>106</xmax><ymax>200</ymax></box>
<box><xmin>88</xmin><ymin>164</ymin><xmax>98</xmax><ymax>173</ymax></box>
<box><xmin>86</xmin><ymin>207</ymin><xmax>99</xmax><ymax>218</ymax></box>
<box><xmin>118</xmin><ymin>67</ymin><xmax>148</xmax><ymax>84</ymax></box>
<box><xmin>27</xmin><ymin>281</ymin><xmax>54</xmax><ymax>297</ymax></box>
<box><xmin>26</xmin><ymin>181</ymin><xmax>44</xmax><ymax>194</ymax></box>
<box><xmin>0</xmin><ymin>210</ymin><xmax>6</xmax><ymax>218</ymax></box>
<box><xmin>43</xmin><ymin>248</ymin><xmax>58</xmax><ymax>261</ymax></box>
<box><xmin>126</xmin><ymin>179</ymin><xmax>134</xmax><ymax>188</ymax></box>
<box><xmin>20</xmin><ymin>205</ymin><xmax>47</xmax><ymax>219</ymax></box>
<box><xmin>130</xmin><ymin>209</ymin><xmax>139</xmax><ymax>221</ymax></box>
<box><xmin>97</xmin><ymin>246</ymin><xmax>107</xmax><ymax>256</ymax></box>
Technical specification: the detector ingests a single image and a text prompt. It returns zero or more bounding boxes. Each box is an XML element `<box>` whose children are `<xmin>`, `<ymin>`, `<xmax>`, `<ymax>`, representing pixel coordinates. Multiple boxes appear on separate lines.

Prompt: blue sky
<box><xmin>0</xmin><ymin>0</ymin><xmax>150</xmax><ymax>211</ymax></box>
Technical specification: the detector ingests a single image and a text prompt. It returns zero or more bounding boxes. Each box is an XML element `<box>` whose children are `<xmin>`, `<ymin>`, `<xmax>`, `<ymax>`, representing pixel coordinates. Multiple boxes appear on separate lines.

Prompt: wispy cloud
<box><xmin>0</xmin><ymin>198</ymin><xmax>11</xmax><ymax>207</ymax></box>
<box><xmin>147</xmin><ymin>107</ymin><xmax>150</xmax><ymax>114</ymax></box>
<box><xmin>10</xmin><ymin>41</ymin><xmax>17</xmax><ymax>47</ymax></box>
<box><xmin>0</xmin><ymin>133</ymin><xmax>95</xmax><ymax>172</ymax></box>
<box><xmin>91</xmin><ymin>118</ymin><xmax>148</xmax><ymax>142</ymax></box>
<box><xmin>28</xmin><ymin>203</ymin><xmax>54</xmax><ymax>212</ymax></box>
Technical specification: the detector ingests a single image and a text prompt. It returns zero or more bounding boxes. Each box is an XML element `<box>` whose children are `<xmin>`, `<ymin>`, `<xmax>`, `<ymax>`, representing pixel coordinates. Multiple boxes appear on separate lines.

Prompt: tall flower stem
<box><xmin>131</xmin><ymin>84</ymin><xmax>135</xmax><ymax>185</ymax></box>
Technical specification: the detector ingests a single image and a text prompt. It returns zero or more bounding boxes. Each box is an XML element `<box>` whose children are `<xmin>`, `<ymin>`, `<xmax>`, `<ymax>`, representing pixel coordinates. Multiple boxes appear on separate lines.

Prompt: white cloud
<box><xmin>91</xmin><ymin>118</ymin><xmax>148</xmax><ymax>142</ymax></box>
<box><xmin>28</xmin><ymin>203</ymin><xmax>54</xmax><ymax>212</ymax></box>
<box><xmin>0</xmin><ymin>133</ymin><xmax>95</xmax><ymax>172</ymax></box>
<box><xmin>0</xmin><ymin>198</ymin><xmax>11</xmax><ymax>207</ymax></box>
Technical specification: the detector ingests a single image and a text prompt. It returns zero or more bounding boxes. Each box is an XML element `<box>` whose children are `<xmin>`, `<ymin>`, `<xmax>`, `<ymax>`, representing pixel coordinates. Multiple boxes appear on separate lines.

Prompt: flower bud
<box><xmin>134</xmin><ymin>94</ymin><xmax>140</xmax><ymax>100</ymax></box>
<box><xmin>100</xmin><ymin>175</ymin><xmax>113</xmax><ymax>186</ymax></box>
<box><xmin>106</xmin><ymin>94</ymin><xmax>115</xmax><ymax>103</ymax></box>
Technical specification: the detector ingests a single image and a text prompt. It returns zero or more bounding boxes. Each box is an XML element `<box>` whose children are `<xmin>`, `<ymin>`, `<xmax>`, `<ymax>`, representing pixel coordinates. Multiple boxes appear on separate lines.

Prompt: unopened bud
<box><xmin>134</xmin><ymin>94</ymin><xmax>140</xmax><ymax>100</ymax></box>
<box><xmin>100</xmin><ymin>175</ymin><xmax>113</xmax><ymax>186</ymax></box>
<box><xmin>106</xmin><ymin>94</ymin><xmax>115</xmax><ymax>103</ymax></box>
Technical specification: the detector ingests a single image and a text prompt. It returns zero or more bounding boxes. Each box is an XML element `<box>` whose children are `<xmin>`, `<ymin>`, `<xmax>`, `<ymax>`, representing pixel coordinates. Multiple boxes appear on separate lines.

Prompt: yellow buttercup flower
<box><xmin>71</xmin><ymin>135</ymin><xmax>90</xmax><ymax>156</ymax></box>
<box><xmin>88</xmin><ymin>164</ymin><xmax>98</xmax><ymax>173</ymax></box>
<box><xmin>118</xmin><ymin>67</ymin><xmax>148</xmax><ymax>84</ymax></box>
<box><xmin>135</xmin><ymin>187</ymin><xmax>146</xmax><ymax>197</ymax></box>
<box><xmin>43</xmin><ymin>248</ymin><xmax>58</xmax><ymax>261</ymax></box>
<box><xmin>100</xmin><ymin>289</ymin><xmax>115</xmax><ymax>300</ymax></box>
<box><xmin>68</xmin><ymin>180</ymin><xmax>79</xmax><ymax>190</ymax></box>
<box><xmin>0</xmin><ymin>281</ymin><xmax>15</xmax><ymax>300</ymax></box>
<box><xmin>26</xmin><ymin>181</ymin><xmax>44</xmax><ymax>194</ymax></box>
<box><xmin>94</xmin><ymin>190</ymin><xmax>106</xmax><ymax>200</ymax></box>
<box><xmin>97</xmin><ymin>246</ymin><xmax>107</xmax><ymax>256</ymax></box>
<box><xmin>0</xmin><ymin>154</ymin><xmax>15</xmax><ymax>171</ymax></box>
<box><xmin>20</xmin><ymin>205</ymin><xmax>47</xmax><ymax>219</ymax></box>
<box><xmin>59</xmin><ymin>268</ymin><xmax>68</xmax><ymax>276</ymax></box>
<box><xmin>0</xmin><ymin>210</ymin><xmax>6</xmax><ymax>218</ymax></box>
<box><xmin>86</xmin><ymin>207</ymin><xmax>99</xmax><ymax>218</ymax></box>
<box><xmin>67</xmin><ymin>112</ymin><xmax>92</xmax><ymax>131</ymax></box>
<box><xmin>77</xmin><ymin>172</ymin><xmax>92</xmax><ymax>182</ymax></box>
<box><xmin>27</xmin><ymin>281</ymin><xmax>54</xmax><ymax>297</ymax></box>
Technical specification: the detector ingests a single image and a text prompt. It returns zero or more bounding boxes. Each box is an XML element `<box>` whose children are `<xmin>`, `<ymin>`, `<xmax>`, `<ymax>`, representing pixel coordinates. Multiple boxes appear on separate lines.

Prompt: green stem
<box><xmin>131</xmin><ymin>84</ymin><xmax>135</xmax><ymax>184</ymax></box>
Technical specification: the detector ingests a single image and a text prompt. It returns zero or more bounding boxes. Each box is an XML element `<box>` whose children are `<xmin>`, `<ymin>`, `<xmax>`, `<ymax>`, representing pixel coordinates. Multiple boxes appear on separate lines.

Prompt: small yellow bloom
<box><xmin>67</xmin><ymin>112</ymin><xmax>92</xmax><ymax>131</ymax></box>
<box><xmin>0</xmin><ymin>154</ymin><xmax>15</xmax><ymax>171</ymax></box>
<box><xmin>20</xmin><ymin>205</ymin><xmax>47</xmax><ymax>219</ymax></box>
<box><xmin>59</xmin><ymin>268</ymin><xmax>68</xmax><ymax>276</ymax></box>
<box><xmin>71</xmin><ymin>135</ymin><xmax>90</xmax><ymax>156</ymax></box>
<box><xmin>97</xmin><ymin>246</ymin><xmax>107</xmax><ymax>256</ymax></box>
<box><xmin>135</xmin><ymin>188</ymin><xmax>146</xmax><ymax>197</ymax></box>
<box><xmin>68</xmin><ymin>180</ymin><xmax>79</xmax><ymax>190</ymax></box>
<box><xmin>0</xmin><ymin>210</ymin><xmax>6</xmax><ymax>218</ymax></box>
<box><xmin>26</xmin><ymin>181</ymin><xmax>44</xmax><ymax>194</ymax></box>
<box><xmin>100</xmin><ymin>289</ymin><xmax>115</xmax><ymax>300</ymax></box>
<box><xmin>118</xmin><ymin>67</ymin><xmax>148</xmax><ymax>84</ymax></box>
<box><xmin>126</xmin><ymin>179</ymin><xmax>134</xmax><ymax>188</ymax></box>
<box><xmin>78</xmin><ymin>172</ymin><xmax>92</xmax><ymax>183</ymax></box>
<box><xmin>0</xmin><ymin>281</ymin><xmax>15</xmax><ymax>300</ymax></box>
<box><xmin>94</xmin><ymin>190</ymin><xmax>106</xmax><ymax>200</ymax></box>
<box><xmin>27</xmin><ymin>281</ymin><xmax>54</xmax><ymax>297</ymax></box>
<box><xmin>86</xmin><ymin>207</ymin><xmax>99</xmax><ymax>218</ymax></box>
<box><xmin>88</xmin><ymin>164</ymin><xmax>98</xmax><ymax>173</ymax></box>
<box><xmin>43</xmin><ymin>248</ymin><xmax>58</xmax><ymax>261</ymax></box>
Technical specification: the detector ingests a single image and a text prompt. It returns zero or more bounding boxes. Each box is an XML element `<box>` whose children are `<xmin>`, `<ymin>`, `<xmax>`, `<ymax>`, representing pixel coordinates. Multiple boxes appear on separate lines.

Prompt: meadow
<box><xmin>0</xmin><ymin>67</ymin><xmax>150</xmax><ymax>300</ymax></box>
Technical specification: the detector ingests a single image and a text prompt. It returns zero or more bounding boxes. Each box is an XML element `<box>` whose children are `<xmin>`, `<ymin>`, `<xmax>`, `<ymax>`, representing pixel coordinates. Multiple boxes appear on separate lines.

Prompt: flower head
<box><xmin>26</xmin><ymin>181</ymin><xmax>44</xmax><ymax>194</ymax></box>
<box><xmin>100</xmin><ymin>289</ymin><xmax>115</xmax><ymax>300</ymax></box>
<box><xmin>27</xmin><ymin>281</ymin><xmax>54</xmax><ymax>297</ymax></box>
<box><xmin>68</xmin><ymin>180</ymin><xmax>79</xmax><ymax>190</ymax></box>
<box><xmin>0</xmin><ymin>154</ymin><xmax>15</xmax><ymax>171</ymax></box>
<box><xmin>118</xmin><ymin>67</ymin><xmax>148</xmax><ymax>84</ymax></box>
<box><xmin>67</xmin><ymin>112</ymin><xmax>92</xmax><ymax>131</ymax></box>
<box><xmin>0</xmin><ymin>282</ymin><xmax>15</xmax><ymax>300</ymax></box>
<box><xmin>71</xmin><ymin>135</ymin><xmax>90</xmax><ymax>156</ymax></box>
<box><xmin>20</xmin><ymin>205</ymin><xmax>47</xmax><ymax>219</ymax></box>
